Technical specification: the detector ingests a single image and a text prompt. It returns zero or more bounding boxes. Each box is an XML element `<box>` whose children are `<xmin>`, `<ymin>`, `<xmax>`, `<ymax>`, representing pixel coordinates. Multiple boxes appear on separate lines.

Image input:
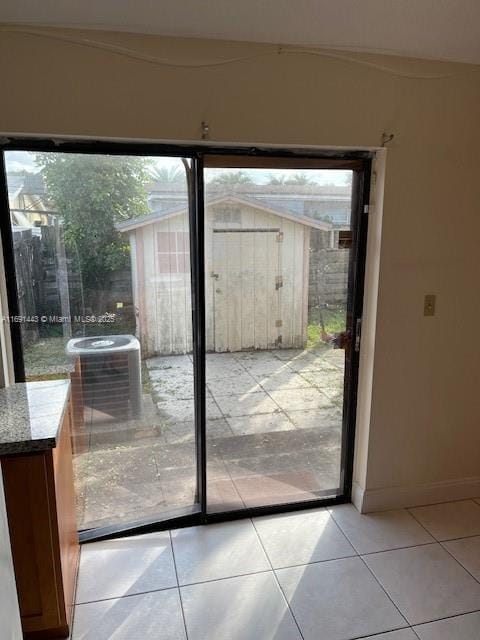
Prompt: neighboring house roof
<box><xmin>5</xmin><ymin>171</ymin><xmax>349</xmax><ymax>231</ymax></box>
<box><xmin>147</xmin><ymin>181</ymin><xmax>351</xmax><ymax>197</ymax></box>
<box><xmin>147</xmin><ymin>182</ymin><xmax>351</xmax><ymax>227</ymax></box>
<box><xmin>7</xmin><ymin>172</ymin><xmax>49</xmax><ymax>215</ymax></box>
<box><xmin>117</xmin><ymin>194</ymin><xmax>333</xmax><ymax>233</ymax></box>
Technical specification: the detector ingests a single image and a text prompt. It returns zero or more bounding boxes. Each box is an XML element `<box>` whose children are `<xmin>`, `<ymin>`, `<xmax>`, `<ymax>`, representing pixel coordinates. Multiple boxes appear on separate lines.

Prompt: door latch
<box><xmin>355</xmin><ymin>318</ymin><xmax>362</xmax><ymax>352</ymax></box>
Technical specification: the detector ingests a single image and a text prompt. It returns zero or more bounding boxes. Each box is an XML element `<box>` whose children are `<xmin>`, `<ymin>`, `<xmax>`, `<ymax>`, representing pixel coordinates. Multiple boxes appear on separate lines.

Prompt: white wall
<box><xmin>0</xmin><ymin>467</ymin><xmax>22</xmax><ymax>640</ymax></box>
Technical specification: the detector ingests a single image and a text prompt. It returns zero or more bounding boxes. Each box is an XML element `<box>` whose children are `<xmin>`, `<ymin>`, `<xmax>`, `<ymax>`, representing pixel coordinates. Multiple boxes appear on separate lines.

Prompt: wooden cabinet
<box><xmin>1</xmin><ymin>401</ymin><xmax>79</xmax><ymax>639</ymax></box>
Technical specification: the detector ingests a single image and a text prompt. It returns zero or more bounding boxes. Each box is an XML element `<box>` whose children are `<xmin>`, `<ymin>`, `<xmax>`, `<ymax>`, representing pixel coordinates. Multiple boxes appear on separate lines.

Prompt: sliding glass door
<box><xmin>1</xmin><ymin>142</ymin><xmax>370</xmax><ymax>539</ymax></box>
<box><xmin>2</xmin><ymin>150</ymin><xmax>200</xmax><ymax>533</ymax></box>
<box><xmin>203</xmin><ymin>158</ymin><xmax>363</xmax><ymax>514</ymax></box>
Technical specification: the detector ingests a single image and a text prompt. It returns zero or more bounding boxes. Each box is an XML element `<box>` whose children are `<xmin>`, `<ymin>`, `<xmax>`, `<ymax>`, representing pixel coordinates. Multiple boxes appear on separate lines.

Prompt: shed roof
<box><xmin>116</xmin><ymin>194</ymin><xmax>333</xmax><ymax>233</ymax></box>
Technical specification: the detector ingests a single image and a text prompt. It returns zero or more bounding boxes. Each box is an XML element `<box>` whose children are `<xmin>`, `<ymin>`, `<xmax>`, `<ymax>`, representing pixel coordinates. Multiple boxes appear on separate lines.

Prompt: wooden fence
<box><xmin>13</xmin><ymin>224</ymin><xmax>134</xmax><ymax>346</ymax></box>
<box><xmin>13</xmin><ymin>225</ymin><xmax>83</xmax><ymax>345</ymax></box>
<box><xmin>308</xmin><ymin>229</ymin><xmax>349</xmax><ymax>323</ymax></box>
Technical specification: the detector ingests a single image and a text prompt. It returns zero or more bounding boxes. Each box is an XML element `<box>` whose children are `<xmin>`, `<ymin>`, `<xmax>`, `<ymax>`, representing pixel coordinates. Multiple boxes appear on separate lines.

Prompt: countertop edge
<box><xmin>0</xmin><ymin>381</ymin><xmax>71</xmax><ymax>457</ymax></box>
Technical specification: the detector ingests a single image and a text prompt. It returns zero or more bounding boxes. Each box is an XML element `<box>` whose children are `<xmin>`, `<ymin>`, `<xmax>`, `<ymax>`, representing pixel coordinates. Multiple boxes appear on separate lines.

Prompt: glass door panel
<box><xmin>203</xmin><ymin>162</ymin><xmax>354</xmax><ymax>513</ymax></box>
<box><xmin>3</xmin><ymin>150</ymin><xmax>199</xmax><ymax>532</ymax></box>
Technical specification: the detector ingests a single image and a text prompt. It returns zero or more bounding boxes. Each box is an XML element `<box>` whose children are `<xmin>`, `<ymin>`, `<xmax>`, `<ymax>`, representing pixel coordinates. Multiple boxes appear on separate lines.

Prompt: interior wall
<box><xmin>1</xmin><ymin>27</ymin><xmax>480</xmax><ymax>509</ymax></box>
<box><xmin>0</xmin><ymin>469</ymin><xmax>22</xmax><ymax>640</ymax></box>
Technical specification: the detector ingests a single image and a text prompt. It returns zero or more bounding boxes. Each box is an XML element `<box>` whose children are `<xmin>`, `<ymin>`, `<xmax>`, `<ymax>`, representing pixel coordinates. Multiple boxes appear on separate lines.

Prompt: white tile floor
<box><xmin>72</xmin><ymin>498</ymin><xmax>480</xmax><ymax>640</ymax></box>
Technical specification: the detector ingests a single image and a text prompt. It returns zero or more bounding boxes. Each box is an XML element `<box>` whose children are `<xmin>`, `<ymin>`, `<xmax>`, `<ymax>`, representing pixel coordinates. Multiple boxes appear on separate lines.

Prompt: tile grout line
<box><xmin>328</xmin><ymin>504</ymin><xmax>480</xmax><ymax>552</ymax></box>
<box><xmin>352</xmin><ymin>512</ymin><xmax>480</xmax><ymax>629</ymax></box>
<box><xmin>249</xmin><ymin>517</ymin><xmax>306</xmax><ymax>640</ymax></box>
<box><xmin>345</xmin><ymin>627</ymin><xmax>417</xmax><ymax>640</ymax></box>
<box><xmin>358</xmin><ymin>540</ymin><xmax>441</xmax><ymax>557</ymax></box>
<box><xmin>406</xmin><ymin>503</ymin><xmax>480</xmax><ymax>545</ymax></box>
<box><xmin>74</xmin><ymin>567</ymin><xmax>480</xmax><ymax>631</ymax></box>
<box><xmin>412</xmin><ymin>608</ymin><xmax>480</xmax><ymax>630</ymax></box>
<box><xmin>406</xmin><ymin>497</ymin><xmax>480</xmax><ymax>511</ymax></box>
<box><xmin>407</xmin><ymin>509</ymin><xmax>480</xmax><ymax>587</ymax></box>
<box><xmin>327</xmin><ymin>507</ymin><xmax>362</xmax><ymax>555</ymax></box>
<box><xmin>357</xmin><ymin>553</ymin><xmax>412</xmax><ymax>631</ymax></box>
<box><xmin>178</xmin><ymin>567</ymin><xmax>274</xmax><ymax>589</ymax></box>
<box><xmin>76</xmin><ymin>500</ymin><xmax>480</xmax><ymax>637</ymax></box>
<box><xmin>252</xmin><ymin>485</ymin><xmax>414</xmax><ymax>640</ymax></box>
<box><xmin>168</xmin><ymin>530</ymin><xmax>190</xmax><ymax>640</ymax></box>
<box><xmin>81</xmin><ymin>542</ymin><xmax>463</xmax><ymax>607</ymax></box>
<box><xmin>436</xmin><ymin>531</ymin><xmax>480</xmax><ymax>543</ymax></box>
<box><xmin>438</xmin><ymin>539</ymin><xmax>480</xmax><ymax>587</ymax></box>
<box><xmin>326</xmin><ymin>507</ymin><xmax>442</xmax><ymax>557</ymax></box>
<box><xmin>328</xmin><ymin>509</ymin><xmax>411</xmax><ymax>631</ymax></box>
<box><xmin>404</xmin><ymin>508</ymin><xmax>446</xmax><ymax>544</ymax></box>
<box><xmin>331</xmin><ymin>506</ymin><xmax>480</xmax><ymax>630</ymax></box>
<box><xmin>75</xmin><ymin>583</ymin><xmax>182</xmax><ymax>607</ymax></box>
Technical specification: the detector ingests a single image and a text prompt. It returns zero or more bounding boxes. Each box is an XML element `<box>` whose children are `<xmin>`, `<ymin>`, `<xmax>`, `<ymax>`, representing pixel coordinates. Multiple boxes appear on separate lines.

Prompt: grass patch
<box><xmin>306</xmin><ymin>324</ymin><xmax>323</xmax><ymax>349</ymax></box>
<box><xmin>24</xmin><ymin>337</ymin><xmax>70</xmax><ymax>381</ymax></box>
<box><xmin>307</xmin><ymin>307</ymin><xmax>347</xmax><ymax>349</ymax></box>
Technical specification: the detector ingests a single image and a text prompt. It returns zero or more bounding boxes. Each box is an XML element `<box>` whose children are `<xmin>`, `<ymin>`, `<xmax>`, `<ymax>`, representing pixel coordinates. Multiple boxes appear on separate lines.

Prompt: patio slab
<box><xmin>74</xmin><ymin>346</ymin><xmax>346</xmax><ymax>529</ymax></box>
<box><xmin>215</xmin><ymin>391</ymin><xmax>282</xmax><ymax>417</ymax></box>
<box><xmin>163</xmin><ymin>418</ymin><xmax>233</xmax><ymax>444</ymax></box>
<box><xmin>226</xmin><ymin>413</ymin><xmax>295</xmax><ymax>436</ymax></box>
<box><xmin>287</xmin><ymin>407</ymin><xmax>343</xmax><ymax>430</ymax></box>
<box><xmin>149</xmin><ymin>370</ymin><xmax>194</xmax><ymax>401</ymax></box>
<box><xmin>156</xmin><ymin>397</ymin><xmax>222</xmax><ymax>423</ymax></box>
<box><xmin>268</xmin><ymin>387</ymin><xmax>336</xmax><ymax>412</ymax></box>
<box><xmin>206</xmin><ymin>372</ymin><xmax>261</xmax><ymax>396</ymax></box>
<box><xmin>82</xmin><ymin>480</ymin><xmax>168</xmax><ymax>529</ymax></box>
<box><xmin>147</xmin><ymin>355</ymin><xmax>192</xmax><ymax>371</ymax></box>
<box><xmin>254</xmin><ymin>370</ymin><xmax>312</xmax><ymax>391</ymax></box>
<box><xmin>206</xmin><ymin>354</ymin><xmax>246</xmax><ymax>379</ymax></box>
<box><xmin>300</xmin><ymin>369</ymin><xmax>344</xmax><ymax>387</ymax></box>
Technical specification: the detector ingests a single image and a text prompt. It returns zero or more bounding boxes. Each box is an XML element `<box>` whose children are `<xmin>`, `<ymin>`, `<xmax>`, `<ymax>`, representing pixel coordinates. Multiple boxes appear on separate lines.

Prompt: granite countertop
<box><xmin>0</xmin><ymin>380</ymin><xmax>70</xmax><ymax>456</ymax></box>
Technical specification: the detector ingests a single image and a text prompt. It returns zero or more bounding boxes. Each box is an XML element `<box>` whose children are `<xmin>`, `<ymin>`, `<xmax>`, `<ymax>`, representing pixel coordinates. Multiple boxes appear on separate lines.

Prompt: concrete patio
<box><xmin>73</xmin><ymin>346</ymin><xmax>345</xmax><ymax>530</ymax></box>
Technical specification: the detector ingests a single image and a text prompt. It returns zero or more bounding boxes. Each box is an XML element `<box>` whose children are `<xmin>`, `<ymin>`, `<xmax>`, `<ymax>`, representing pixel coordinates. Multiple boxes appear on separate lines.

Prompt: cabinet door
<box><xmin>53</xmin><ymin>406</ymin><xmax>80</xmax><ymax>628</ymax></box>
<box><xmin>2</xmin><ymin>453</ymin><xmax>63</xmax><ymax>634</ymax></box>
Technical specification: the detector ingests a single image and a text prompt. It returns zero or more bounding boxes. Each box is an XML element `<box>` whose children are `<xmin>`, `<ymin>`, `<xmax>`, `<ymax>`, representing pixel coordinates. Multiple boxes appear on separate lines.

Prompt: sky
<box><xmin>204</xmin><ymin>167</ymin><xmax>351</xmax><ymax>186</ymax></box>
<box><xmin>5</xmin><ymin>151</ymin><xmax>351</xmax><ymax>186</ymax></box>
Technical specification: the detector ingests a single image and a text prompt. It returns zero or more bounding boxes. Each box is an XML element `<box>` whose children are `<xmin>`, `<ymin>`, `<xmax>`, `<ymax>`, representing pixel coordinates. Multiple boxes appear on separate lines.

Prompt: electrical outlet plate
<box><xmin>424</xmin><ymin>294</ymin><xmax>436</xmax><ymax>316</ymax></box>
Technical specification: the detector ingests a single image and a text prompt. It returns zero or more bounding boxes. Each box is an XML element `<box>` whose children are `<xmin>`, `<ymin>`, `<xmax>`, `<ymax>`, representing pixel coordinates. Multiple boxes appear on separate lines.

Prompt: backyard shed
<box><xmin>117</xmin><ymin>195</ymin><xmax>332</xmax><ymax>356</ymax></box>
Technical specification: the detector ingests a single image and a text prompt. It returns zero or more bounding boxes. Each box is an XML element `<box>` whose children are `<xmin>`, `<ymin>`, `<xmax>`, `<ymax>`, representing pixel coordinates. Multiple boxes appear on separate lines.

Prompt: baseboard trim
<box><xmin>352</xmin><ymin>477</ymin><xmax>480</xmax><ymax>513</ymax></box>
<box><xmin>351</xmin><ymin>481</ymin><xmax>366</xmax><ymax>512</ymax></box>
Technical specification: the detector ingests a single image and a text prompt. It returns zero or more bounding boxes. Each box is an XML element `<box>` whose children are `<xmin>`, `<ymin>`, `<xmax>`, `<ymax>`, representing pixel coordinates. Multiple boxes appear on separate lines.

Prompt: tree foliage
<box><xmin>267</xmin><ymin>174</ymin><xmax>288</xmax><ymax>185</ymax></box>
<box><xmin>37</xmin><ymin>153</ymin><xmax>149</xmax><ymax>292</ymax></box>
<box><xmin>149</xmin><ymin>165</ymin><xmax>185</xmax><ymax>184</ymax></box>
<box><xmin>209</xmin><ymin>171</ymin><xmax>253</xmax><ymax>186</ymax></box>
<box><xmin>267</xmin><ymin>172</ymin><xmax>314</xmax><ymax>186</ymax></box>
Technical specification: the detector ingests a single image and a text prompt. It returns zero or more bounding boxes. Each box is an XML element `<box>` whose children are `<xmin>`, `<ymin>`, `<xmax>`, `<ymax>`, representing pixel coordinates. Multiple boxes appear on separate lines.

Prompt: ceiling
<box><xmin>1</xmin><ymin>0</ymin><xmax>480</xmax><ymax>65</ymax></box>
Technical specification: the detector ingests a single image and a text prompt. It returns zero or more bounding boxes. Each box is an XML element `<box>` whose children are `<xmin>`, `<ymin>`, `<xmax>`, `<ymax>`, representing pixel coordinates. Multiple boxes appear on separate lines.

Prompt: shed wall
<box><xmin>132</xmin><ymin>205</ymin><xmax>309</xmax><ymax>355</ymax></box>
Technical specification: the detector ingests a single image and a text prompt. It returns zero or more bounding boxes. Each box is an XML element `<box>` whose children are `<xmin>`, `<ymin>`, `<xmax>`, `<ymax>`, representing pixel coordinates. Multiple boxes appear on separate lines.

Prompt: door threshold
<box><xmin>78</xmin><ymin>504</ymin><xmax>200</xmax><ymax>543</ymax></box>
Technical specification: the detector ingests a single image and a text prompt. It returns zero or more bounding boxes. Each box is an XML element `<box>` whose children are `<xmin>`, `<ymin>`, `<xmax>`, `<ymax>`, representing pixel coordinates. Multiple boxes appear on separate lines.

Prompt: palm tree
<box><xmin>286</xmin><ymin>172</ymin><xmax>314</xmax><ymax>186</ymax></box>
<box><xmin>267</xmin><ymin>174</ymin><xmax>288</xmax><ymax>185</ymax></box>
<box><xmin>267</xmin><ymin>172</ymin><xmax>315</xmax><ymax>186</ymax></box>
<box><xmin>209</xmin><ymin>171</ymin><xmax>253</xmax><ymax>186</ymax></box>
<box><xmin>150</xmin><ymin>166</ymin><xmax>185</xmax><ymax>184</ymax></box>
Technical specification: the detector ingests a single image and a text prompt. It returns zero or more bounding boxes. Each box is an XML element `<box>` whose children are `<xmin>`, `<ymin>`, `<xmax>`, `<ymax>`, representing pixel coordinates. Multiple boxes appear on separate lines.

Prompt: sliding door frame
<box><xmin>0</xmin><ymin>137</ymin><xmax>371</xmax><ymax>542</ymax></box>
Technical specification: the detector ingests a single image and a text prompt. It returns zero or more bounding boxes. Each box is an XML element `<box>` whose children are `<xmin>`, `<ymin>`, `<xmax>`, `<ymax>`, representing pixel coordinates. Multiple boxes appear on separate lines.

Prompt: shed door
<box><xmin>211</xmin><ymin>230</ymin><xmax>281</xmax><ymax>352</ymax></box>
